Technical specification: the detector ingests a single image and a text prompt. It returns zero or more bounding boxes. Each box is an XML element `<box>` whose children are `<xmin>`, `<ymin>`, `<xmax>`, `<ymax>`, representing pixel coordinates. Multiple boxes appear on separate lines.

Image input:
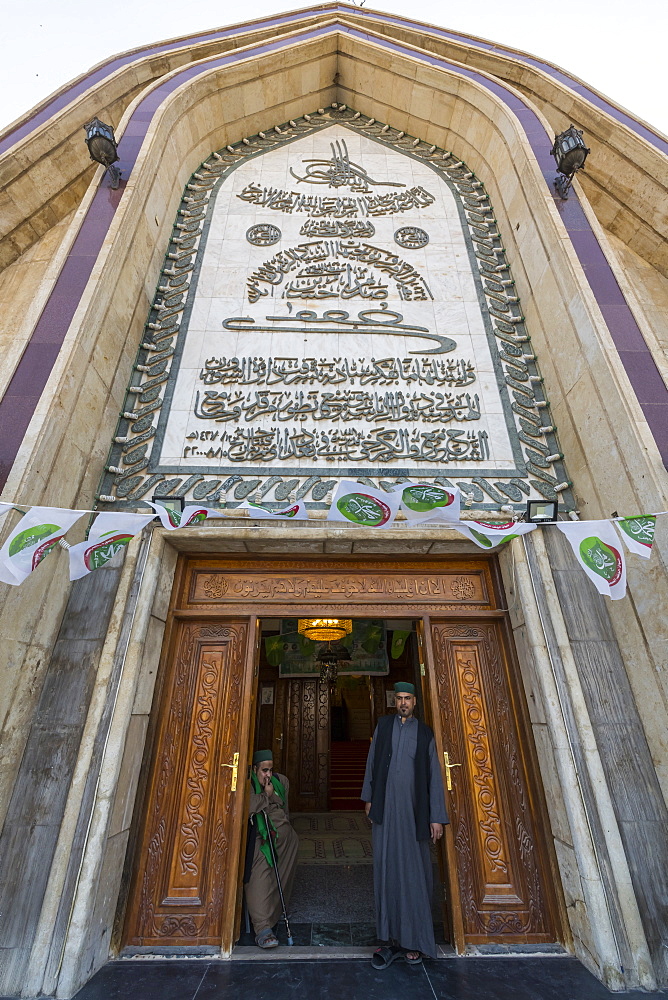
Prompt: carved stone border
<box><xmin>96</xmin><ymin>105</ymin><xmax>572</xmax><ymax>513</ymax></box>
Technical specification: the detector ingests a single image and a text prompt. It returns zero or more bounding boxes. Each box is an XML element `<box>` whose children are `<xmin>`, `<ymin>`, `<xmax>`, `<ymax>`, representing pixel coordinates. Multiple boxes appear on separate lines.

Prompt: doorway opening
<box><xmin>120</xmin><ymin>555</ymin><xmax>562</xmax><ymax>958</ymax></box>
<box><xmin>235</xmin><ymin>616</ymin><xmax>450</xmax><ymax>952</ymax></box>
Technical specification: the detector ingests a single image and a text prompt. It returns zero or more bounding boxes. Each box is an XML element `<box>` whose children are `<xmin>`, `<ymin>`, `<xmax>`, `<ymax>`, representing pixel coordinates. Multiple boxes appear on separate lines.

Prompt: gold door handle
<box><xmin>443</xmin><ymin>751</ymin><xmax>462</xmax><ymax>792</ymax></box>
<box><xmin>221</xmin><ymin>751</ymin><xmax>239</xmax><ymax>791</ymax></box>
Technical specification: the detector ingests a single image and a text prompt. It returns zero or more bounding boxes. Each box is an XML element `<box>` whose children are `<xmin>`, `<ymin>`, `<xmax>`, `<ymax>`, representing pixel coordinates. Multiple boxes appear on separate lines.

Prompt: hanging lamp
<box><xmin>298</xmin><ymin>618</ymin><xmax>352</xmax><ymax>642</ymax></box>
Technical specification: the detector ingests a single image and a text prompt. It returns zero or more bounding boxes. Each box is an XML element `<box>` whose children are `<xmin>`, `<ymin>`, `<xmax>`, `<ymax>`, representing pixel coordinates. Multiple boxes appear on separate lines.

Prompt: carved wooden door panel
<box><xmin>124</xmin><ymin>619</ymin><xmax>256</xmax><ymax>948</ymax></box>
<box><xmin>279</xmin><ymin>678</ymin><xmax>329</xmax><ymax>812</ymax></box>
<box><xmin>428</xmin><ymin>620</ymin><xmax>557</xmax><ymax>944</ymax></box>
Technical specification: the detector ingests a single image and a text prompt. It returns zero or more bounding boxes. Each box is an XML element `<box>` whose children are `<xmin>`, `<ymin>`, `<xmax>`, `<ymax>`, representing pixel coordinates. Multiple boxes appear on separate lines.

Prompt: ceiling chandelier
<box><xmin>316</xmin><ymin>641</ymin><xmax>352</xmax><ymax>684</ymax></box>
<box><xmin>298</xmin><ymin>618</ymin><xmax>352</xmax><ymax>642</ymax></box>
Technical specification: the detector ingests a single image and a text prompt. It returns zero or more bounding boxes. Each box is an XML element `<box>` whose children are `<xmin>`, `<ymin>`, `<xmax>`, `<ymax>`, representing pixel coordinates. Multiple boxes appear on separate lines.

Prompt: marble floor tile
<box><xmin>311</xmin><ymin>922</ymin><xmax>353</xmax><ymax>946</ymax></box>
<box><xmin>30</xmin><ymin>957</ymin><xmax>647</xmax><ymax>1000</ymax></box>
<box><xmin>33</xmin><ymin>956</ymin><xmax>656</xmax><ymax>1000</ymax></box>
<box><xmin>350</xmin><ymin>922</ymin><xmax>379</xmax><ymax>946</ymax></box>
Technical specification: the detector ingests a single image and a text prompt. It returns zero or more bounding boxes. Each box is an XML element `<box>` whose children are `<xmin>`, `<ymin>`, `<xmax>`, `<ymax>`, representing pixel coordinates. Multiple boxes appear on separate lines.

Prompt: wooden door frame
<box><xmin>421</xmin><ymin>612</ymin><xmax>565</xmax><ymax>950</ymax></box>
<box><xmin>126</xmin><ymin>552</ymin><xmax>561</xmax><ymax>956</ymax></box>
<box><xmin>419</xmin><ymin>616</ymin><xmax>466</xmax><ymax>952</ymax></box>
<box><xmin>121</xmin><ymin>615</ymin><xmax>258</xmax><ymax>951</ymax></box>
<box><xmin>226</xmin><ymin>614</ymin><xmax>260</xmax><ymax>956</ymax></box>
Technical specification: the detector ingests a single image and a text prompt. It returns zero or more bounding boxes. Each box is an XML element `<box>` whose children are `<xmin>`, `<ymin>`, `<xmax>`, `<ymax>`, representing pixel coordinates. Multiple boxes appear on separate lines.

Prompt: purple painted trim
<box><xmin>0</xmin><ymin>23</ymin><xmax>334</xmax><ymax>487</ymax></box>
<box><xmin>1</xmin><ymin>21</ymin><xmax>666</xmax><ymax>489</ymax></box>
<box><xmin>2</xmin><ymin>5</ymin><xmax>666</xmax><ymax>159</ymax></box>
<box><xmin>354</xmin><ymin>8</ymin><xmax>668</xmax><ymax>156</ymax></box>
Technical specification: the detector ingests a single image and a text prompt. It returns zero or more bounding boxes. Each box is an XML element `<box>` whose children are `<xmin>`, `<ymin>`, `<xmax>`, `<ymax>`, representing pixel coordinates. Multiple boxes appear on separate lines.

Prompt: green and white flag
<box><xmin>328</xmin><ymin>480</ymin><xmax>400</xmax><ymax>529</ymax></box>
<box><xmin>0</xmin><ymin>506</ymin><xmax>86</xmax><ymax>585</ymax></box>
<box><xmin>68</xmin><ymin>512</ymin><xmax>155</xmax><ymax>580</ymax></box>
<box><xmin>557</xmin><ymin>520</ymin><xmax>626</xmax><ymax>600</ymax></box>
<box><xmin>615</xmin><ymin>515</ymin><xmax>656</xmax><ymax>559</ymax></box>
<box><xmin>394</xmin><ymin>483</ymin><xmax>461</xmax><ymax>524</ymax></box>
<box><xmin>239</xmin><ymin>500</ymin><xmax>309</xmax><ymax>520</ymax></box>
<box><xmin>391</xmin><ymin>629</ymin><xmax>411</xmax><ymax>659</ymax></box>
<box><xmin>147</xmin><ymin>503</ymin><xmax>224</xmax><ymax>529</ymax></box>
<box><xmin>451</xmin><ymin>518</ymin><xmax>536</xmax><ymax>549</ymax></box>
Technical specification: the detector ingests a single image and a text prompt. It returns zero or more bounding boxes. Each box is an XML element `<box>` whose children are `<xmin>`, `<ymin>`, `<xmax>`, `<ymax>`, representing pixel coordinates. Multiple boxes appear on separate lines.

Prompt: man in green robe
<box><xmin>244</xmin><ymin>750</ymin><xmax>299</xmax><ymax>948</ymax></box>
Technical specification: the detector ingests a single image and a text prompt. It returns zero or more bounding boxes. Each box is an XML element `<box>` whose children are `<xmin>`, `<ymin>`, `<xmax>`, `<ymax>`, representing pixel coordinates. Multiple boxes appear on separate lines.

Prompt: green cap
<box><xmin>252</xmin><ymin>749</ymin><xmax>273</xmax><ymax>765</ymax></box>
<box><xmin>394</xmin><ymin>682</ymin><xmax>415</xmax><ymax>695</ymax></box>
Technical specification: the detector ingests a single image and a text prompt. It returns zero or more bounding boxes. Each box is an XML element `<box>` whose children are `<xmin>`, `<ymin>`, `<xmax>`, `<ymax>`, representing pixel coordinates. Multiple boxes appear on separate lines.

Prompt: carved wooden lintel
<box><xmin>184</xmin><ymin>559</ymin><xmax>494</xmax><ymax>615</ymax></box>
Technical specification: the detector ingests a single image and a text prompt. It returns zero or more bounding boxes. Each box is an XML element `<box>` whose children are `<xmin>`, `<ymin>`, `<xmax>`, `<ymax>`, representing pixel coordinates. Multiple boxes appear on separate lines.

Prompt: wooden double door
<box><xmin>122</xmin><ymin>557</ymin><xmax>560</xmax><ymax>952</ymax></box>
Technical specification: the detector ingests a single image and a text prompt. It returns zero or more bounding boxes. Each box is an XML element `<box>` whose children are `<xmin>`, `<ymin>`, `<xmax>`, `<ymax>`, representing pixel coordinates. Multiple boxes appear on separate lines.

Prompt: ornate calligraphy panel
<box><xmin>99</xmin><ymin>108</ymin><xmax>574</xmax><ymax>514</ymax></box>
<box><xmin>186</xmin><ymin>561</ymin><xmax>491</xmax><ymax>610</ymax></box>
<box><xmin>124</xmin><ymin>620</ymin><xmax>251</xmax><ymax>947</ymax></box>
<box><xmin>430</xmin><ymin>621</ymin><xmax>557</xmax><ymax>943</ymax></box>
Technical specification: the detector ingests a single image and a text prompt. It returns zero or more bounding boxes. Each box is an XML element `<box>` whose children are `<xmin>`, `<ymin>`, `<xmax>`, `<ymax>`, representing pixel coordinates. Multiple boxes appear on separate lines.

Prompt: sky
<box><xmin>1</xmin><ymin>0</ymin><xmax>666</xmax><ymax>138</ymax></box>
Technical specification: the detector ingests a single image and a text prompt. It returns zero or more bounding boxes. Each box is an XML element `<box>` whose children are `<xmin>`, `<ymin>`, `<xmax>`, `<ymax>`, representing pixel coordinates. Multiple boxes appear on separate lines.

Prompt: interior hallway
<box><xmin>236</xmin><ymin>811</ymin><xmax>446</xmax><ymax>951</ymax></box>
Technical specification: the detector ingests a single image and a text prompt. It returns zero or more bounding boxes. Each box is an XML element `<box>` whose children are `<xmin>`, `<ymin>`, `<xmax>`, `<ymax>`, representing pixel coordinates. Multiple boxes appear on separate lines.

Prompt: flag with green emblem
<box><xmin>557</xmin><ymin>520</ymin><xmax>627</xmax><ymax>600</ymax></box>
<box><xmin>147</xmin><ymin>503</ymin><xmax>224</xmax><ymax>529</ymax></box>
<box><xmin>451</xmin><ymin>519</ymin><xmax>536</xmax><ymax>549</ymax></box>
<box><xmin>68</xmin><ymin>512</ymin><xmax>155</xmax><ymax>580</ymax></box>
<box><xmin>0</xmin><ymin>506</ymin><xmax>87</xmax><ymax>585</ymax></box>
<box><xmin>239</xmin><ymin>500</ymin><xmax>309</xmax><ymax>519</ymax></box>
<box><xmin>394</xmin><ymin>482</ymin><xmax>461</xmax><ymax>524</ymax></box>
<box><xmin>615</xmin><ymin>515</ymin><xmax>656</xmax><ymax>559</ymax></box>
<box><xmin>328</xmin><ymin>480</ymin><xmax>400</xmax><ymax>529</ymax></box>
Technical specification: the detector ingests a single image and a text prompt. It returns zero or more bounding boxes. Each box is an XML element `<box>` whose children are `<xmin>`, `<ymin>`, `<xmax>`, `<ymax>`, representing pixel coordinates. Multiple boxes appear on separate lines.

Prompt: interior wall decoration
<box><xmin>97</xmin><ymin>108</ymin><xmax>573</xmax><ymax>513</ymax></box>
<box><xmin>266</xmin><ymin>617</ymin><xmax>389</xmax><ymax>676</ymax></box>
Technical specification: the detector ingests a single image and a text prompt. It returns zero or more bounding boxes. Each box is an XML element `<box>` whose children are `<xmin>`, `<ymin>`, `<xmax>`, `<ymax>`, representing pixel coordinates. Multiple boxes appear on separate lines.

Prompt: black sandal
<box><xmin>371</xmin><ymin>945</ymin><xmax>403</xmax><ymax>969</ymax></box>
<box><xmin>404</xmin><ymin>950</ymin><xmax>423</xmax><ymax>965</ymax></box>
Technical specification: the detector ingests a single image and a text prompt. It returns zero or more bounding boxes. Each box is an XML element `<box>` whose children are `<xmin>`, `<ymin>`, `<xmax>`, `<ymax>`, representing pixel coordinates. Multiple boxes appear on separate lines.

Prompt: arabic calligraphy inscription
<box><xmin>236</xmin><ymin>183</ymin><xmax>436</xmax><ymax>218</ymax></box>
<box><xmin>246</xmin><ymin>224</ymin><xmax>281</xmax><ymax>246</ymax></box>
<box><xmin>191</xmin><ymin>570</ymin><xmax>487</xmax><ymax>604</ymax></box>
<box><xmin>246</xmin><ymin>243</ymin><xmax>433</xmax><ymax>303</ymax></box>
<box><xmin>395</xmin><ymin>226</ymin><xmax>429</xmax><ymax>249</ymax></box>
<box><xmin>289</xmin><ymin>139</ymin><xmax>405</xmax><ymax>193</ymax></box>
<box><xmin>181</xmin><ymin>425</ymin><xmax>489</xmax><ymax>464</ymax></box>
<box><xmin>299</xmin><ymin>218</ymin><xmax>375</xmax><ymax>239</ymax></box>
<box><xmin>155</xmin><ymin>125</ymin><xmax>518</xmax><ymax>475</ymax></box>
<box><xmin>198</xmin><ymin>355</ymin><xmax>476</xmax><ymax>388</ymax></box>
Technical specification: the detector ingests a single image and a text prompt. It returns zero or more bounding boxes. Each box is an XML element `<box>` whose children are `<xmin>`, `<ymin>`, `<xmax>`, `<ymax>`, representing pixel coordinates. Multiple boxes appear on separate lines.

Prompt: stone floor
<box><xmin>29</xmin><ymin>812</ymin><xmax>658</xmax><ymax>998</ymax></box>
<box><xmin>8</xmin><ymin>957</ymin><xmax>661</xmax><ymax>1000</ymax></box>
<box><xmin>237</xmin><ymin>920</ymin><xmax>381</xmax><ymax>947</ymax></box>
<box><xmin>289</xmin><ymin>859</ymin><xmax>376</xmax><ymax>922</ymax></box>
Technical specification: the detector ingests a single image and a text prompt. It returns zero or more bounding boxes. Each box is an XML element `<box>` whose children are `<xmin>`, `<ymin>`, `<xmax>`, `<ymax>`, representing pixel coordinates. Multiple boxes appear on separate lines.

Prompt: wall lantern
<box><xmin>551</xmin><ymin>125</ymin><xmax>590</xmax><ymax>199</ymax></box>
<box><xmin>151</xmin><ymin>494</ymin><xmax>185</xmax><ymax>515</ymax></box>
<box><xmin>83</xmin><ymin>117</ymin><xmax>121</xmax><ymax>189</ymax></box>
<box><xmin>526</xmin><ymin>499</ymin><xmax>558</xmax><ymax>523</ymax></box>
<box><xmin>298</xmin><ymin>618</ymin><xmax>353</xmax><ymax>642</ymax></box>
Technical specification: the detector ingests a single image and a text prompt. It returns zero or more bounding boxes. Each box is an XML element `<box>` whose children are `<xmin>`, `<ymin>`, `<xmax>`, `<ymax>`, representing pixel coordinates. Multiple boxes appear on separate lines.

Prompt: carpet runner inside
<box><xmin>329</xmin><ymin>740</ymin><xmax>370</xmax><ymax>810</ymax></box>
<box><xmin>293</xmin><ymin>811</ymin><xmax>372</xmax><ymax>866</ymax></box>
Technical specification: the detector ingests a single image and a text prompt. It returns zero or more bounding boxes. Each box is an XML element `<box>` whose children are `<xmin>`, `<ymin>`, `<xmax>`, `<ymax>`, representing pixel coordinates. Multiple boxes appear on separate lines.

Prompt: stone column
<box><xmin>504</xmin><ymin>530</ymin><xmax>663</xmax><ymax>990</ymax></box>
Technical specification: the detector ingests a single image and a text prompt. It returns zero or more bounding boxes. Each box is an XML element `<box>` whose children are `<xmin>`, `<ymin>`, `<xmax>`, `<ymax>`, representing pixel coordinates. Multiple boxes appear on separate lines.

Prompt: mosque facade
<box><xmin>0</xmin><ymin>5</ymin><xmax>667</xmax><ymax>996</ymax></box>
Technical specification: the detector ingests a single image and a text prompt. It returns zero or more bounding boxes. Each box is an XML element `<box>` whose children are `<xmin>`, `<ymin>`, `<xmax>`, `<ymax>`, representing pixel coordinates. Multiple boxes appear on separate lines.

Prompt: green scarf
<box><xmin>251</xmin><ymin>771</ymin><xmax>286</xmax><ymax>867</ymax></box>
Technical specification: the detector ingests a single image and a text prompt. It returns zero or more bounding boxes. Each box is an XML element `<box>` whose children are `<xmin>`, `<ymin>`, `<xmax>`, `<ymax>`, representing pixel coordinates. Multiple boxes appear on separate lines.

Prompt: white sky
<box><xmin>1</xmin><ymin>0</ymin><xmax>666</xmax><ymax>138</ymax></box>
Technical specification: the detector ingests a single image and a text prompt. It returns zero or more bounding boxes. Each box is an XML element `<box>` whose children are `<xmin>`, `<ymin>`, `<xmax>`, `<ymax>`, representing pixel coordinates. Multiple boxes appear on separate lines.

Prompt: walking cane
<box><xmin>262</xmin><ymin>810</ymin><xmax>294</xmax><ymax>946</ymax></box>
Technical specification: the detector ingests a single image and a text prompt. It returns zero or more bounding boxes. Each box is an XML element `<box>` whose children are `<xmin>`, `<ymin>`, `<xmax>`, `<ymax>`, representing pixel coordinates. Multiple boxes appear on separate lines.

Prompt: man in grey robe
<box><xmin>361</xmin><ymin>681</ymin><xmax>448</xmax><ymax>967</ymax></box>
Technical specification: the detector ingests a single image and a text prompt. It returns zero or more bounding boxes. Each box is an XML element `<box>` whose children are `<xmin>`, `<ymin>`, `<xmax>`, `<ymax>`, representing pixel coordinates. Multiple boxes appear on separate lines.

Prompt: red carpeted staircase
<box><xmin>329</xmin><ymin>740</ymin><xmax>370</xmax><ymax>810</ymax></box>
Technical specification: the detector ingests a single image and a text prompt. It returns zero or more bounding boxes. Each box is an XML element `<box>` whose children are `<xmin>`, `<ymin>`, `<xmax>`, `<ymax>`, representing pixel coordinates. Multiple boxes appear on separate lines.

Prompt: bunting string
<box><xmin>0</xmin><ymin>492</ymin><xmax>664</xmax><ymax>599</ymax></box>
